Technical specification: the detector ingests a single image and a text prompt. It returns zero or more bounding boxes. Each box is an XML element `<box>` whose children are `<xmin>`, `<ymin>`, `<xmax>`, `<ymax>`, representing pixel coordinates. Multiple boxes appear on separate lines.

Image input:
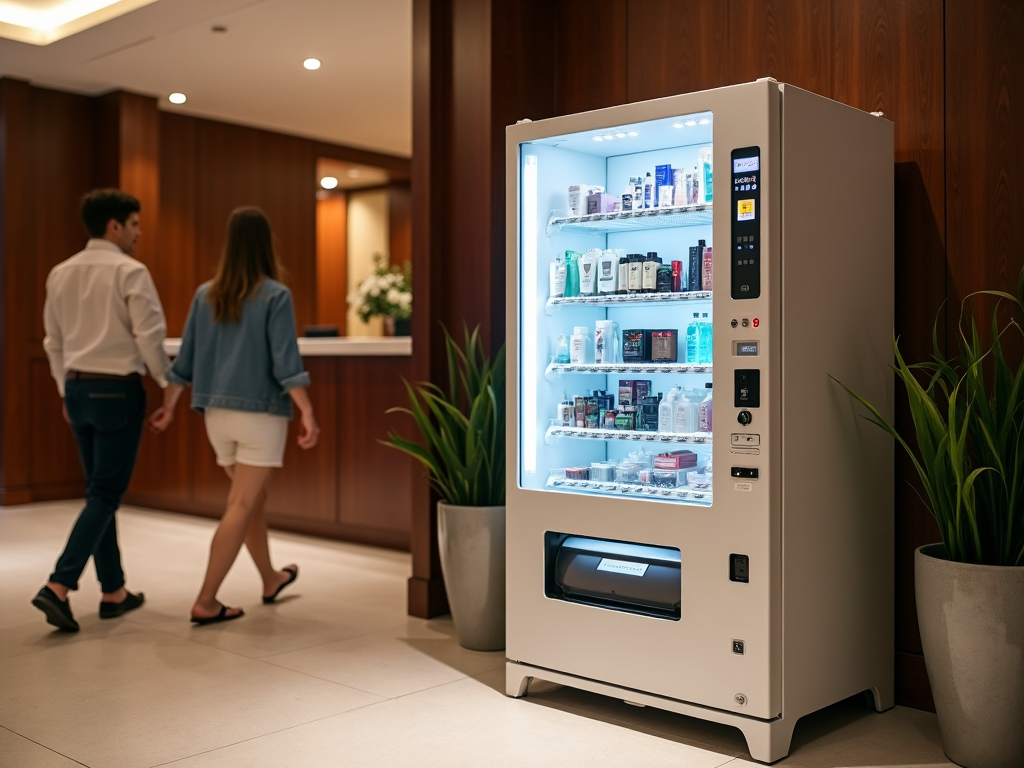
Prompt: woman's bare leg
<box><xmin>192</xmin><ymin>463</ymin><xmax>274</xmax><ymax>619</ymax></box>
<box><xmin>241</xmin><ymin>490</ymin><xmax>296</xmax><ymax>598</ymax></box>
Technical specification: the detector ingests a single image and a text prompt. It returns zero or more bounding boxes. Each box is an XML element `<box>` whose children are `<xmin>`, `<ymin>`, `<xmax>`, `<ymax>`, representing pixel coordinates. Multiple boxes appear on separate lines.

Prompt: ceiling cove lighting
<box><xmin>627</xmin><ymin>131</ymin><xmax>639</xmax><ymax>137</ymax></box>
<box><xmin>592</xmin><ymin>136</ymin><xmax>603</xmax><ymax>142</ymax></box>
<box><xmin>672</xmin><ymin>123</ymin><xmax>685</xmax><ymax>128</ymax></box>
<box><xmin>320</xmin><ymin>176</ymin><xmax>339</xmax><ymax>190</ymax></box>
<box><xmin>346</xmin><ymin>169</ymin><xmax>361</xmax><ymax>178</ymax></box>
<box><xmin>0</xmin><ymin>0</ymin><xmax>158</xmax><ymax>45</ymax></box>
<box><xmin>698</xmin><ymin>118</ymin><xmax>711</xmax><ymax>125</ymax></box>
<box><xmin>684</xmin><ymin>119</ymin><xmax>698</xmax><ymax>127</ymax></box>
<box><xmin>168</xmin><ymin>93</ymin><xmax>186</xmax><ymax>104</ymax></box>
<box><xmin>303</xmin><ymin>58</ymin><xmax>321</xmax><ymax>70</ymax></box>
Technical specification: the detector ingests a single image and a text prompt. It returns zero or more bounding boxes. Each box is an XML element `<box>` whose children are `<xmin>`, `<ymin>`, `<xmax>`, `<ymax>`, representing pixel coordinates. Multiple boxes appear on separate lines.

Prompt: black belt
<box><xmin>66</xmin><ymin>370</ymin><xmax>141</xmax><ymax>381</ymax></box>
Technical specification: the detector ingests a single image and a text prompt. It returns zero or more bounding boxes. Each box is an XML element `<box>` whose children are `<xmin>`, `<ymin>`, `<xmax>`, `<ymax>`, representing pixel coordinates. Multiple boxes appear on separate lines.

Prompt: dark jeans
<box><xmin>50</xmin><ymin>378</ymin><xmax>146</xmax><ymax>593</ymax></box>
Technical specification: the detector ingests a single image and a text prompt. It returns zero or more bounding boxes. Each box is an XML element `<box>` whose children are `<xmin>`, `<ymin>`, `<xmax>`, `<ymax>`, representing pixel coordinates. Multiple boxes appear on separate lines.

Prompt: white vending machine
<box><xmin>504</xmin><ymin>80</ymin><xmax>895</xmax><ymax>762</ymax></box>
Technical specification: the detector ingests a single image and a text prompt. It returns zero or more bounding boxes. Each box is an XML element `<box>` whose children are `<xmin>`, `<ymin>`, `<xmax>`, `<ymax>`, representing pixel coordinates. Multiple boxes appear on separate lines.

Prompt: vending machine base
<box><xmin>506</xmin><ymin>661</ymin><xmax>890</xmax><ymax>764</ymax></box>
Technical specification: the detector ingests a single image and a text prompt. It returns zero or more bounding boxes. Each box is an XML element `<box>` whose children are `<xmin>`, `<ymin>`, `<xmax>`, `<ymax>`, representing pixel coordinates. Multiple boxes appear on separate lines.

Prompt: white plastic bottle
<box><xmin>549</xmin><ymin>255</ymin><xmax>566</xmax><ymax>298</ymax></box>
<box><xmin>659</xmin><ymin>387</ymin><xmax>679</xmax><ymax>433</ymax></box>
<box><xmin>699</xmin><ymin>389</ymin><xmax>714</xmax><ymax>432</ymax></box>
<box><xmin>570</xmin><ymin>326</ymin><xmax>592</xmax><ymax>364</ymax></box>
<box><xmin>643</xmin><ymin>172</ymin><xmax>654</xmax><ymax>209</ymax></box>
<box><xmin>674</xmin><ymin>391</ymin><xmax>697</xmax><ymax>434</ymax></box>
<box><xmin>578</xmin><ymin>249</ymin><xmax>599</xmax><ymax>295</ymax></box>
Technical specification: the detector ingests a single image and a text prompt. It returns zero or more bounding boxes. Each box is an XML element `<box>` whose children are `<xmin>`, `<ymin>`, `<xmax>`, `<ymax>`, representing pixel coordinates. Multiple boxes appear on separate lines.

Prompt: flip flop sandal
<box><xmin>190</xmin><ymin>605</ymin><xmax>244</xmax><ymax>625</ymax></box>
<box><xmin>263</xmin><ymin>566</ymin><xmax>298</xmax><ymax>604</ymax></box>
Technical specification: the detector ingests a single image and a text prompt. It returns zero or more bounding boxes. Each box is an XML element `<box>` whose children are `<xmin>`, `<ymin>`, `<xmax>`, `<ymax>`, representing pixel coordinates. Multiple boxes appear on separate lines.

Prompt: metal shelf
<box><xmin>545</xmin><ymin>290</ymin><xmax>711</xmax><ymax>315</ymax></box>
<box><xmin>546</xmin><ymin>204</ymin><xmax>713</xmax><ymax>235</ymax></box>
<box><xmin>545</xmin><ymin>361</ymin><xmax>712</xmax><ymax>380</ymax></box>
<box><xmin>545</xmin><ymin>475</ymin><xmax>713</xmax><ymax>505</ymax></box>
<box><xmin>545</xmin><ymin>425</ymin><xmax>712</xmax><ymax>445</ymax></box>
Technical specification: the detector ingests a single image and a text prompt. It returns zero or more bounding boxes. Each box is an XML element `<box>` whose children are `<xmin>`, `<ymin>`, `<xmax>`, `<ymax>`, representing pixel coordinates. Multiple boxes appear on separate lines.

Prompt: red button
<box><xmin>752</xmin><ymin>318</ymin><xmax>760</xmax><ymax>328</ymax></box>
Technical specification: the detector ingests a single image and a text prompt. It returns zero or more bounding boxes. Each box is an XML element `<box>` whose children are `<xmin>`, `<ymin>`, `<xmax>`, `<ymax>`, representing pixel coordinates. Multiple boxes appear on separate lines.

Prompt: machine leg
<box><xmin>870</xmin><ymin>682</ymin><xmax>895</xmax><ymax>712</ymax></box>
<box><xmin>738</xmin><ymin>717</ymin><xmax>797</xmax><ymax>764</ymax></box>
<box><xmin>505</xmin><ymin>663</ymin><xmax>532</xmax><ymax>698</ymax></box>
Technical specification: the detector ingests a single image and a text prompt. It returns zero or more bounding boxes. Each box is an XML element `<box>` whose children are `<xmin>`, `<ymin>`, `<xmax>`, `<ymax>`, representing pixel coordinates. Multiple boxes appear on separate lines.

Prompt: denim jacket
<box><xmin>168</xmin><ymin>279</ymin><xmax>310</xmax><ymax>418</ymax></box>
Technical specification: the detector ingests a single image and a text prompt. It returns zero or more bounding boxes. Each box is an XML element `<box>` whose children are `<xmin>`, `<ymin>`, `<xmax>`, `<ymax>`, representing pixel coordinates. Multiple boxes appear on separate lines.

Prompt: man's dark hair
<box><xmin>79</xmin><ymin>189</ymin><xmax>141</xmax><ymax>238</ymax></box>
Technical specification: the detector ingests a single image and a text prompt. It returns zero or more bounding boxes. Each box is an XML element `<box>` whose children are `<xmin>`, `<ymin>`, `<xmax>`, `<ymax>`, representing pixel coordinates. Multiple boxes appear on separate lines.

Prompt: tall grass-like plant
<box><xmin>385</xmin><ymin>325</ymin><xmax>506</xmax><ymax>507</ymax></box>
<box><xmin>835</xmin><ymin>266</ymin><xmax>1024</xmax><ymax>566</ymax></box>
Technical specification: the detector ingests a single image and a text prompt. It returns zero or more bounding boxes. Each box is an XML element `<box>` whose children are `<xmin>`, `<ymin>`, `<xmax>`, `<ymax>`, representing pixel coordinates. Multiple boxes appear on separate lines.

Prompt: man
<box><xmin>32</xmin><ymin>189</ymin><xmax>171</xmax><ymax>632</ymax></box>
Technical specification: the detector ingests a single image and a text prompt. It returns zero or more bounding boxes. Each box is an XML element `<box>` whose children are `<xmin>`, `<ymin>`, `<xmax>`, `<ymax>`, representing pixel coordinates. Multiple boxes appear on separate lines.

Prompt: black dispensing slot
<box><xmin>730</xmin><ymin>147</ymin><xmax>762</xmax><ymax>299</ymax></box>
<box><xmin>545</xmin><ymin>533</ymin><xmax>681</xmax><ymax>621</ymax></box>
<box><xmin>734</xmin><ymin>369</ymin><xmax>761</xmax><ymax>408</ymax></box>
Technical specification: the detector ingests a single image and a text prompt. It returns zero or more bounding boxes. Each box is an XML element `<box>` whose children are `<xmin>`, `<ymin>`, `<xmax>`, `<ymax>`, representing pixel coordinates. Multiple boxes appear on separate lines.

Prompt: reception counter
<box><xmin>122</xmin><ymin>337</ymin><xmax>415</xmax><ymax>550</ymax></box>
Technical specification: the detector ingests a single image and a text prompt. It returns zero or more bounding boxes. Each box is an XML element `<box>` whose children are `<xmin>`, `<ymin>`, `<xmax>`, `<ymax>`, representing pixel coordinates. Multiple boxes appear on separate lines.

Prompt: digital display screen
<box><xmin>736</xmin><ymin>342</ymin><xmax>759</xmax><ymax>356</ymax></box>
<box><xmin>737</xmin><ymin>200</ymin><xmax>755</xmax><ymax>221</ymax></box>
<box><xmin>733</xmin><ymin>156</ymin><xmax>760</xmax><ymax>173</ymax></box>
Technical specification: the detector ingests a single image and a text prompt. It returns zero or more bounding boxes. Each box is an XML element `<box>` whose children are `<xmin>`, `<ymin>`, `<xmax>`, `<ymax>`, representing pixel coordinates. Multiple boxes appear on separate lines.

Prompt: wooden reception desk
<box><xmin>122</xmin><ymin>338</ymin><xmax>415</xmax><ymax>550</ymax></box>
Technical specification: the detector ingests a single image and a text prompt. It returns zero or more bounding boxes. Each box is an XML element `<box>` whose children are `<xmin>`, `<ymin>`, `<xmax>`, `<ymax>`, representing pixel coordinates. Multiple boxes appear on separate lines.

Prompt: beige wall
<box><xmin>346</xmin><ymin>188</ymin><xmax>390</xmax><ymax>337</ymax></box>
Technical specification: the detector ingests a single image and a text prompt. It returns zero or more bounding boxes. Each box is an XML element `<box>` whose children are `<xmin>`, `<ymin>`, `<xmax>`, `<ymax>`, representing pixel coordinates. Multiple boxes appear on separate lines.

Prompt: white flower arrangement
<box><xmin>347</xmin><ymin>253</ymin><xmax>412</xmax><ymax>322</ymax></box>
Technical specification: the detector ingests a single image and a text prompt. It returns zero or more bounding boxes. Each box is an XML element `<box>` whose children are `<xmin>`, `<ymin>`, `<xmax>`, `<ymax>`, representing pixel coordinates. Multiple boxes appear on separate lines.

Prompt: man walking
<box><xmin>32</xmin><ymin>189</ymin><xmax>171</xmax><ymax>632</ymax></box>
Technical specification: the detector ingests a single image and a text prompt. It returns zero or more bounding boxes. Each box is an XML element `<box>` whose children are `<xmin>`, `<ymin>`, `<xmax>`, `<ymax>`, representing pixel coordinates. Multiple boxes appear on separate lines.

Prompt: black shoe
<box><xmin>99</xmin><ymin>591</ymin><xmax>145</xmax><ymax>619</ymax></box>
<box><xmin>32</xmin><ymin>586</ymin><xmax>79</xmax><ymax>632</ymax></box>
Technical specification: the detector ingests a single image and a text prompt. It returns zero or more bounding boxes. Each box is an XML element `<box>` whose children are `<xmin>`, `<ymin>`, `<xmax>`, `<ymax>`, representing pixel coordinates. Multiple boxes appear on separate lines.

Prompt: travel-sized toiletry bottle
<box><xmin>656</xmin><ymin>264</ymin><xmax>673</xmax><ymax>292</ymax></box>
<box><xmin>622</xmin><ymin>178</ymin><xmax>634</xmax><ymax>212</ymax></box>
<box><xmin>686</xmin><ymin>312</ymin><xmax>700</xmax><ymax>363</ymax></box>
<box><xmin>690</xmin><ymin>165</ymin><xmax>701</xmax><ymax>204</ymax></box>
<box><xmin>570</xmin><ymin>326</ymin><xmax>592</xmax><ymax>364</ymax></box>
<box><xmin>549</xmin><ymin>254</ymin><xmax>566</xmax><ymax>298</ymax></box>
<box><xmin>594</xmin><ymin>319</ymin><xmax>619</xmax><ymax>364</ymax></box>
<box><xmin>659</xmin><ymin>387</ymin><xmax>678</xmax><ymax>433</ymax></box>
<box><xmin>674</xmin><ymin>390</ymin><xmax>697</xmax><ymax>434</ymax></box>
<box><xmin>641</xmin><ymin>252</ymin><xmax>660</xmax><ymax>293</ymax></box>
<box><xmin>617</xmin><ymin>254</ymin><xmax>629</xmax><ymax>294</ymax></box>
<box><xmin>634</xmin><ymin>176</ymin><xmax>644</xmax><ymax>207</ymax></box>
<box><xmin>598</xmin><ymin>250</ymin><xmax>618</xmax><ymax>295</ymax></box>
<box><xmin>643</xmin><ymin>172</ymin><xmax>654</xmax><ymax>209</ymax></box>
<box><xmin>699</xmin><ymin>388</ymin><xmax>713</xmax><ymax>431</ymax></box>
<box><xmin>699</xmin><ymin>146</ymin><xmax>714</xmax><ymax>203</ymax></box>
<box><xmin>578</xmin><ymin>249</ymin><xmax>599</xmax><ymax>295</ymax></box>
<box><xmin>558</xmin><ymin>391</ymin><xmax>574</xmax><ymax>426</ymax></box>
<box><xmin>627</xmin><ymin>254</ymin><xmax>643</xmax><ymax>294</ymax></box>
<box><xmin>672</xmin><ymin>260</ymin><xmax>683</xmax><ymax>292</ymax></box>
<box><xmin>564</xmin><ymin>251</ymin><xmax>580</xmax><ymax>297</ymax></box>
<box><xmin>555</xmin><ymin>334</ymin><xmax>570</xmax><ymax>364</ymax></box>
<box><xmin>702</xmin><ymin>245</ymin><xmax>714</xmax><ymax>291</ymax></box>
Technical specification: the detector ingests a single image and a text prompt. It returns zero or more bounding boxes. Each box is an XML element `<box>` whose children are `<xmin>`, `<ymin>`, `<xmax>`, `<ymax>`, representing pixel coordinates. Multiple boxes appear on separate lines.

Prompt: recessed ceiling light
<box><xmin>592</xmin><ymin>136</ymin><xmax>603</xmax><ymax>142</ymax></box>
<box><xmin>602</xmin><ymin>134</ymin><xmax>615</xmax><ymax>140</ymax></box>
<box><xmin>698</xmin><ymin>118</ymin><xmax>711</xmax><ymax>125</ymax></box>
<box><xmin>627</xmin><ymin>131</ymin><xmax>639</xmax><ymax>137</ymax></box>
<box><xmin>672</xmin><ymin>123</ymin><xmax>684</xmax><ymax>128</ymax></box>
<box><xmin>347</xmin><ymin>170</ymin><xmax>361</xmax><ymax>178</ymax></box>
<box><xmin>615</xmin><ymin>132</ymin><xmax>626</xmax><ymax>138</ymax></box>
<box><xmin>320</xmin><ymin>176</ymin><xmax>338</xmax><ymax>189</ymax></box>
<box><xmin>303</xmin><ymin>58</ymin><xmax>321</xmax><ymax>70</ymax></box>
<box><xmin>168</xmin><ymin>93</ymin><xmax>186</xmax><ymax>104</ymax></box>
<box><xmin>684</xmin><ymin>120</ymin><xmax>698</xmax><ymax>127</ymax></box>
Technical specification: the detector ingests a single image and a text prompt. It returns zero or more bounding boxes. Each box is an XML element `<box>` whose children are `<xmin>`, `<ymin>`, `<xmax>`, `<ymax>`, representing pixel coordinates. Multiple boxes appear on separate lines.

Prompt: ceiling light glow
<box><xmin>602</xmin><ymin>134</ymin><xmax>614</xmax><ymax>140</ymax></box>
<box><xmin>0</xmin><ymin>0</ymin><xmax>159</xmax><ymax>45</ymax></box>
<box><xmin>320</xmin><ymin>176</ymin><xmax>338</xmax><ymax>190</ymax></box>
<box><xmin>346</xmin><ymin>170</ymin><xmax>361</xmax><ymax>178</ymax></box>
<box><xmin>615</xmin><ymin>132</ymin><xmax>626</xmax><ymax>138</ymax></box>
<box><xmin>698</xmin><ymin>118</ymin><xmax>711</xmax><ymax>125</ymax></box>
<box><xmin>684</xmin><ymin>120</ymin><xmax>697</xmax><ymax>127</ymax></box>
<box><xmin>168</xmin><ymin>92</ymin><xmax>186</xmax><ymax>104</ymax></box>
<box><xmin>303</xmin><ymin>58</ymin><xmax>321</xmax><ymax>70</ymax></box>
<box><xmin>627</xmin><ymin>131</ymin><xmax>639</xmax><ymax>137</ymax></box>
<box><xmin>672</xmin><ymin>123</ymin><xmax>684</xmax><ymax>129</ymax></box>
<box><xmin>592</xmin><ymin>136</ymin><xmax>603</xmax><ymax>142</ymax></box>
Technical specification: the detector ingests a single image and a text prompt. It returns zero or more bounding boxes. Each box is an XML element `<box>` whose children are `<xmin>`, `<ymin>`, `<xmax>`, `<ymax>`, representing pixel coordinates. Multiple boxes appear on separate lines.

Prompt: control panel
<box><xmin>730</xmin><ymin>147</ymin><xmax>761</xmax><ymax>299</ymax></box>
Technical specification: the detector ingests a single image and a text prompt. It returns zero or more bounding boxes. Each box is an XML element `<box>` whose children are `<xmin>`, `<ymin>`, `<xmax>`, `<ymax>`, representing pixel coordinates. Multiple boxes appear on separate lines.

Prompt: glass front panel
<box><xmin>519</xmin><ymin>111</ymin><xmax>715</xmax><ymax>506</ymax></box>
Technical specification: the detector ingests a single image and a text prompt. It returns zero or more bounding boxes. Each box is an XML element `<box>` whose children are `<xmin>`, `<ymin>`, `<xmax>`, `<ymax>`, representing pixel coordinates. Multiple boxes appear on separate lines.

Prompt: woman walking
<box><xmin>150</xmin><ymin>206</ymin><xmax>319</xmax><ymax>624</ymax></box>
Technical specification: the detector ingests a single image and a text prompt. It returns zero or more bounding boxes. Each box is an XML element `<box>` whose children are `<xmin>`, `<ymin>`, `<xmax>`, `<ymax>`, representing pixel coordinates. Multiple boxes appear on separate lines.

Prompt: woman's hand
<box><xmin>297</xmin><ymin>409</ymin><xmax>319</xmax><ymax>449</ymax></box>
<box><xmin>149</xmin><ymin>383</ymin><xmax>183</xmax><ymax>433</ymax></box>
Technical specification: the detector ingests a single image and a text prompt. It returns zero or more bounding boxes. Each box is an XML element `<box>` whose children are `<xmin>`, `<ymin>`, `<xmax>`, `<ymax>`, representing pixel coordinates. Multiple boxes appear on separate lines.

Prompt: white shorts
<box><xmin>204</xmin><ymin>407</ymin><xmax>288</xmax><ymax>468</ymax></box>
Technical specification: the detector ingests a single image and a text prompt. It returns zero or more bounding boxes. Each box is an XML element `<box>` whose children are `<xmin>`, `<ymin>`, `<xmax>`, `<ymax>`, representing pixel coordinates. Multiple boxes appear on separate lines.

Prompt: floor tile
<box><xmin>0</xmin><ymin>726</ymin><xmax>83</xmax><ymax>767</ymax></box>
<box><xmin>163</xmin><ymin>671</ymin><xmax>741</xmax><ymax>768</ymax></box>
<box><xmin>0</xmin><ymin>627</ymin><xmax>382</xmax><ymax>768</ymax></box>
<box><xmin>262</xmin><ymin>616</ymin><xmax>506</xmax><ymax>698</ymax></box>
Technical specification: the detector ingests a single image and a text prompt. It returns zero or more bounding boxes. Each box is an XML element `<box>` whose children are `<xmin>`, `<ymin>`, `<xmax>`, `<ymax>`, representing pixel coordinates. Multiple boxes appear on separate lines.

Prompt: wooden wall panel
<box><xmin>336</xmin><ymin>356</ymin><xmax>413</xmax><ymax>539</ymax></box>
<box><xmin>315</xmin><ymin>193</ymin><xmax>348</xmax><ymax>332</ymax></box>
<box><xmin>554</xmin><ymin>1</ymin><xmax>627</xmax><ymax>115</ymax></box>
<box><xmin>387</xmin><ymin>183</ymin><xmax>412</xmax><ymax>269</ymax></box>
<box><xmin>128</xmin><ymin>376</ymin><xmax>193</xmax><ymax>503</ymax></box>
<box><xmin>728</xmin><ymin>0</ymin><xmax>831</xmax><ymax>92</ymax></box>
<box><xmin>625</xmin><ymin>1</ymin><xmax>730</xmax><ymax>102</ymax></box>
<box><xmin>157</xmin><ymin>113</ymin><xmax>199</xmax><ymax>336</ymax></box>
<box><xmin>28</xmin><ymin>358</ymin><xmax>82</xmax><ymax>490</ymax></box>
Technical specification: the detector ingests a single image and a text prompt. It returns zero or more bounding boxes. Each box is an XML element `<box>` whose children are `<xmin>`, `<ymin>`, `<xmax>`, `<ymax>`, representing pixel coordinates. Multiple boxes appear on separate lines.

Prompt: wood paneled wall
<box><xmin>0</xmin><ymin>79</ymin><xmax>415</xmax><ymax>551</ymax></box>
<box><xmin>411</xmin><ymin>0</ymin><xmax>1024</xmax><ymax>711</ymax></box>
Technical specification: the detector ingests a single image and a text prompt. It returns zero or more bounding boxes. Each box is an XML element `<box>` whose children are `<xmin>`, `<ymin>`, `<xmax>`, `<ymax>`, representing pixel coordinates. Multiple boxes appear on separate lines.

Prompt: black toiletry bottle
<box><xmin>617</xmin><ymin>254</ymin><xmax>629</xmax><ymax>294</ymax></box>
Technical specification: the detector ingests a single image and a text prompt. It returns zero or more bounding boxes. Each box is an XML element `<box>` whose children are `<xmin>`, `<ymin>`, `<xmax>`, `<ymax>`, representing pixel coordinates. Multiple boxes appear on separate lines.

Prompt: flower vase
<box><xmin>383</xmin><ymin>317</ymin><xmax>396</xmax><ymax>337</ymax></box>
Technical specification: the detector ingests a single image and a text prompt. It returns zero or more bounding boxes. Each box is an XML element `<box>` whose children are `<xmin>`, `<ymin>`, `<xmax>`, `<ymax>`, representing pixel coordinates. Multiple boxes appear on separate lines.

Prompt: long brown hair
<box><xmin>208</xmin><ymin>206</ymin><xmax>283</xmax><ymax>323</ymax></box>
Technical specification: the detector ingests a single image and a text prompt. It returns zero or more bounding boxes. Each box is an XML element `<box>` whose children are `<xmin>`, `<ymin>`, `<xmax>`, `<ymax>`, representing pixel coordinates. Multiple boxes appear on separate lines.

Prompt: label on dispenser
<box><xmin>596</xmin><ymin>558</ymin><xmax>649</xmax><ymax>577</ymax></box>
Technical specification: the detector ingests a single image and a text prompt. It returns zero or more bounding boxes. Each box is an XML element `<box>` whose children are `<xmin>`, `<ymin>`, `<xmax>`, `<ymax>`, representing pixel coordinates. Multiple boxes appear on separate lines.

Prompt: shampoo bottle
<box><xmin>549</xmin><ymin>254</ymin><xmax>566</xmax><ymax>298</ymax></box>
<box><xmin>659</xmin><ymin>387</ymin><xmax>678</xmax><ymax>433</ymax></box>
<box><xmin>555</xmin><ymin>334</ymin><xmax>570</xmax><ymax>364</ymax></box>
<box><xmin>564</xmin><ymin>251</ymin><xmax>580</xmax><ymax>297</ymax></box>
<box><xmin>597</xmin><ymin>250</ymin><xmax>618</xmax><ymax>295</ymax></box>
<box><xmin>699</xmin><ymin>389</ymin><xmax>713</xmax><ymax>432</ymax></box>
<box><xmin>643</xmin><ymin>172</ymin><xmax>654</xmax><ymax>209</ymax></box>
<box><xmin>617</xmin><ymin>254</ymin><xmax>630</xmax><ymax>294</ymax></box>
<box><xmin>674</xmin><ymin>391</ymin><xmax>697</xmax><ymax>434</ymax></box>
<box><xmin>569</xmin><ymin>326</ymin><xmax>592</xmax><ymax>364</ymax></box>
<box><xmin>578</xmin><ymin>250</ymin><xmax>599</xmax><ymax>295</ymax></box>
<box><xmin>558</xmin><ymin>391</ymin><xmax>574</xmax><ymax>426</ymax></box>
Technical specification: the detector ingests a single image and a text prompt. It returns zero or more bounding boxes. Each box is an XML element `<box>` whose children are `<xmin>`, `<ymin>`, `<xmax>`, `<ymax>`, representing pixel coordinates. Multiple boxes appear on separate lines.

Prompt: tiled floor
<box><xmin>1</xmin><ymin>501</ymin><xmax>954</xmax><ymax>768</ymax></box>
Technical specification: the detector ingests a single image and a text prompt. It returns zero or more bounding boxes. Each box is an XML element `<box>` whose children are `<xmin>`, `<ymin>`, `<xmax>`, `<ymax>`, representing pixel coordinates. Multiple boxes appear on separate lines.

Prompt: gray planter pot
<box><xmin>915</xmin><ymin>544</ymin><xmax>1024</xmax><ymax>768</ymax></box>
<box><xmin>437</xmin><ymin>502</ymin><xmax>505</xmax><ymax>651</ymax></box>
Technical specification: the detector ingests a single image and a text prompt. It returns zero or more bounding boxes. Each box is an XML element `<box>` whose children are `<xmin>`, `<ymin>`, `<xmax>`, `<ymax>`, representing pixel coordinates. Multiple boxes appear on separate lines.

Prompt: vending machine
<box><xmin>504</xmin><ymin>80</ymin><xmax>895</xmax><ymax>762</ymax></box>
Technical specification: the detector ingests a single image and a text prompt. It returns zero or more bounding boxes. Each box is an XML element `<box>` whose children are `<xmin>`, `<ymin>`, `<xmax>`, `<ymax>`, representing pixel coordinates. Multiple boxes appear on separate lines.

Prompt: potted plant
<box><xmin>836</xmin><ymin>266</ymin><xmax>1024</xmax><ymax>768</ymax></box>
<box><xmin>347</xmin><ymin>252</ymin><xmax>412</xmax><ymax>335</ymax></box>
<box><xmin>385</xmin><ymin>325</ymin><xmax>506</xmax><ymax>651</ymax></box>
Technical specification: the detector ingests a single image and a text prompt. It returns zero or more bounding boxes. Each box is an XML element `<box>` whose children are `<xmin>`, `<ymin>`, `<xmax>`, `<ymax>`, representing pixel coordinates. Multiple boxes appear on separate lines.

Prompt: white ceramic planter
<box><xmin>915</xmin><ymin>544</ymin><xmax>1024</xmax><ymax>768</ymax></box>
<box><xmin>437</xmin><ymin>503</ymin><xmax>506</xmax><ymax>651</ymax></box>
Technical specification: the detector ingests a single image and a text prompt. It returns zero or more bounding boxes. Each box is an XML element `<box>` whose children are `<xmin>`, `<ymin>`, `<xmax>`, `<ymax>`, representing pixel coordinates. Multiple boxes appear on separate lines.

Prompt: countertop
<box><xmin>163</xmin><ymin>337</ymin><xmax>412</xmax><ymax>357</ymax></box>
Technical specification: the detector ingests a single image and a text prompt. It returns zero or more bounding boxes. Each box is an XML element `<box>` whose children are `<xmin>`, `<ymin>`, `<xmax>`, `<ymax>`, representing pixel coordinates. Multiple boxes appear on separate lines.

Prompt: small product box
<box><xmin>568</xmin><ymin>184</ymin><xmax>603</xmax><ymax>216</ymax></box>
<box><xmin>650</xmin><ymin>329</ymin><xmax>679</xmax><ymax>362</ymax></box>
<box><xmin>622</xmin><ymin>329</ymin><xmax>652</xmax><ymax>362</ymax></box>
<box><xmin>672</xmin><ymin>167</ymin><xmax>688</xmax><ymax>206</ymax></box>
<box><xmin>653</xmin><ymin>450</ymin><xmax>698</xmax><ymax>470</ymax></box>
<box><xmin>654</xmin><ymin>164</ymin><xmax>673</xmax><ymax>207</ymax></box>
<box><xmin>615</xmin><ymin>407</ymin><xmax>637</xmax><ymax>430</ymax></box>
<box><xmin>585</xmin><ymin>397</ymin><xmax>600</xmax><ymax>429</ymax></box>
<box><xmin>702</xmin><ymin>246</ymin><xmax>714</xmax><ymax>291</ymax></box>
<box><xmin>652</xmin><ymin>468</ymin><xmax>689</xmax><ymax>488</ymax></box>
<box><xmin>618</xmin><ymin>379</ymin><xmax>652</xmax><ymax>407</ymax></box>
<box><xmin>638</xmin><ymin>395</ymin><xmax>662</xmax><ymax>432</ymax></box>
<box><xmin>565</xmin><ymin>467</ymin><xmax>590</xmax><ymax>481</ymax></box>
<box><xmin>587</xmin><ymin>192</ymin><xmax>619</xmax><ymax>214</ymax></box>
<box><xmin>574</xmin><ymin>396</ymin><xmax>587</xmax><ymax>428</ymax></box>
<box><xmin>615</xmin><ymin>464</ymin><xmax>642</xmax><ymax>485</ymax></box>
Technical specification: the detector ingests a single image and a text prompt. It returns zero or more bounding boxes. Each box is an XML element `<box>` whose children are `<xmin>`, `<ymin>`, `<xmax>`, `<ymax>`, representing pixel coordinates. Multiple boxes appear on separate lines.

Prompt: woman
<box><xmin>150</xmin><ymin>206</ymin><xmax>319</xmax><ymax>624</ymax></box>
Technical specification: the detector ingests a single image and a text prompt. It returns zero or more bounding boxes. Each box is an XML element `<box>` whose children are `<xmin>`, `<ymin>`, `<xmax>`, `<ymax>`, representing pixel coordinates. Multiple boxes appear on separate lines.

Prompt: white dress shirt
<box><xmin>43</xmin><ymin>238</ymin><xmax>171</xmax><ymax>397</ymax></box>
